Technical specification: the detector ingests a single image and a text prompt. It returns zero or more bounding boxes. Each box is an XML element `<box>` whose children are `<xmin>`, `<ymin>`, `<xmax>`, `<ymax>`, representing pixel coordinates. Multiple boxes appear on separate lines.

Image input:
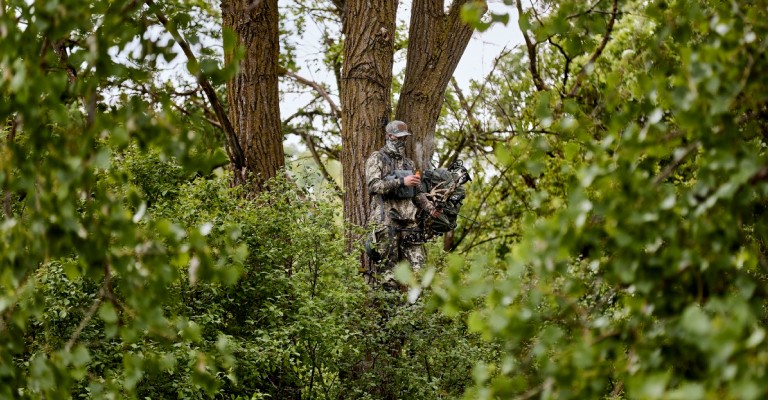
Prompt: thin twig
<box><xmin>65</xmin><ymin>273</ymin><xmax>113</xmax><ymax>351</ymax></box>
<box><xmin>460</xmin><ymin>233</ymin><xmax>521</xmax><ymax>253</ymax></box>
<box><xmin>567</xmin><ymin>0</ymin><xmax>618</xmax><ymax>97</ymax></box>
<box><xmin>737</xmin><ymin>38</ymin><xmax>767</xmax><ymax>98</ymax></box>
<box><xmin>299</xmin><ymin>129</ymin><xmax>343</xmax><ymax>195</ymax></box>
<box><xmin>455</xmin><ymin>161</ymin><xmax>514</xmax><ymax>251</ymax></box>
<box><xmin>468</xmin><ymin>47</ymin><xmax>512</xmax><ymax>113</ymax></box>
<box><xmin>652</xmin><ymin>141</ymin><xmax>700</xmax><ymax>186</ymax></box>
<box><xmin>565</xmin><ymin>0</ymin><xmax>606</xmax><ymax>20</ymax></box>
<box><xmin>281</xmin><ymin>68</ymin><xmax>342</xmax><ymax>119</ymax></box>
<box><xmin>515</xmin><ymin>377</ymin><xmax>554</xmax><ymax>400</ymax></box>
<box><xmin>547</xmin><ymin>39</ymin><xmax>572</xmax><ymax>94</ymax></box>
<box><xmin>445</xmin><ymin>77</ymin><xmax>482</xmax><ymax>168</ymax></box>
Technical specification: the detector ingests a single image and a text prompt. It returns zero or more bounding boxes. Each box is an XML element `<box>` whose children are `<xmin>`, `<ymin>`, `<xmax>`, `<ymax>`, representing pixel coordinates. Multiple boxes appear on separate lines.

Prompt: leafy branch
<box><xmin>516</xmin><ymin>0</ymin><xmax>548</xmax><ymax>92</ymax></box>
<box><xmin>652</xmin><ymin>141</ymin><xmax>700</xmax><ymax>186</ymax></box>
<box><xmin>567</xmin><ymin>0</ymin><xmax>618</xmax><ymax>97</ymax></box>
<box><xmin>145</xmin><ymin>0</ymin><xmax>246</xmax><ymax>171</ymax></box>
<box><xmin>65</xmin><ymin>270</ymin><xmax>114</xmax><ymax>352</ymax></box>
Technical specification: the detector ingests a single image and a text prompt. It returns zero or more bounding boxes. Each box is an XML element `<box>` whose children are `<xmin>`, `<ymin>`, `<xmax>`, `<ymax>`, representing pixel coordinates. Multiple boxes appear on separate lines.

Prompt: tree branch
<box><xmin>567</xmin><ymin>0</ymin><xmax>618</xmax><ymax>97</ymax></box>
<box><xmin>65</xmin><ymin>271</ymin><xmax>113</xmax><ymax>351</ymax></box>
<box><xmin>445</xmin><ymin>78</ymin><xmax>481</xmax><ymax>168</ymax></box>
<box><xmin>298</xmin><ymin>130</ymin><xmax>342</xmax><ymax>195</ymax></box>
<box><xmin>652</xmin><ymin>142</ymin><xmax>700</xmax><ymax>186</ymax></box>
<box><xmin>460</xmin><ymin>233</ymin><xmax>521</xmax><ymax>252</ymax></box>
<box><xmin>566</xmin><ymin>0</ymin><xmax>606</xmax><ymax>19</ymax></box>
<box><xmin>51</xmin><ymin>38</ymin><xmax>78</xmax><ymax>83</ymax></box>
<box><xmin>467</xmin><ymin>47</ymin><xmax>511</xmax><ymax>117</ymax></box>
<box><xmin>280</xmin><ymin>67</ymin><xmax>342</xmax><ymax>119</ymax></box>
<box><xmin>282</xmin><ymin>106</ymin><xmax>341</xmax><ymax>159</ymax></box>
<box><xmin>455</xmin><ymin>161</ymin><xmax>514</xmax><ymax>251</ymax></box>
<box><xmin>117</xmin><ymin>82</ymin><xmax>222</xmax><ymax>130</ymax></box>
<box><xmin>329</xmin><ymin>0</ymin><xmax>344</xmax><ymax>13</ymax></box>
<box><xmin>145</xmin><ymin>0</ymin><xmax>245</xmax><ymax>170</ymax></box>
<box><xmin>515</xmin><ymin>377</ymin><xmax>554</xmax><ymax>400</ymax></box>
<box><xmin>516</xmin><ymin>0</ymin><xmax>547</xmax><ymax>91</ymax></box>
<box><xmin>547</xmin><ymin>39</ymin><xmax>572</xmax><ymax>94</ymax></box>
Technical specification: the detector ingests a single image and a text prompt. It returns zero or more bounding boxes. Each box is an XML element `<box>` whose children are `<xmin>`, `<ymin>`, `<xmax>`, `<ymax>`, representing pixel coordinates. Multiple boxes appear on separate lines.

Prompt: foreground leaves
<box><xmin>436</xmin><ymin>0</ymin><xmax>768</xmax><ymax>398</ymax></box>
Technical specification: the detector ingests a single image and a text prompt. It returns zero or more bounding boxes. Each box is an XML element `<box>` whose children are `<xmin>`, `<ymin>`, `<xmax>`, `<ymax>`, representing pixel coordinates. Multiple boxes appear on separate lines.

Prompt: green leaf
<box><xmin>62</xmin><ymin>260</ymin><xmax>80</xmax><ymax>280</ymax></box>
<box><xmin>467</xmin><ymin>311</ymin><xmax>486</xmax><ymax>333</ymax></box>
<box><xmin>421</xmin><ymin>267</ymin><xmax>436</xmax><ymax>287</ymax></box>
<box><xmin>495</xmin><ymin>144</ymin><xmax>514</xmax><ymax>166</ymax></box>
<box><xmin>534</xmin><ymin>91</ymin><xmax>553</xmax><ymax>122</ymax></box>
<box><xmin>681</xmin><ymin>306</ymin><xmax>709</xmax><ymax>336</ymax></box>
<box><xmin>98</xmin><ymin>302</ymin><xmax>118</xmax><ymax>324</ymax></box>
<box><xmin>729</xmin><ymin>380</ymin><xmax>763</xmax><ymax>400</ymax></box>
<box><xmin>223</xmin><ymin>27</ymin><xmax>238</xmax><ymax>54</ymax></box>
<box><xmin>518</xmin><ymin>12</ymin><xmax>531</xmax><ymax>31</ymax></box>
<box><xmin>70</xmin><ymin>345</ymin><xmax>91</xmax><ymax>367</ymax></box>
<box><xmin>199</xmin><ymin>58</ymin><xmax>219</xmax><ymax>76</ymax></box>
<box><xmin>472</xmin><ymin>362</ymin><xmax>493</xmax><ymax>384</ymax></box>
<box><xmin>490</xmin><ymin>13</ymin><xmax>510</xmax><ymax>26</ymax></box>
<box><xmin>460</xmin><ymin>2</ymin><xmax>487</xmax><ymax>27</ymax></box>
<box><xmin>629</xmin><ymin>372</ymin><xmax>670</xmax><ymax>399</ymax></box>
<box><xmin>666</xmin><ymin>382</ymin><xmax>705</xmax><ymax>400</ymax></box>
<box><xmin>394</xmin><ymin>262</ymin><xmax>414</xmax><ymax>285</ymax></box>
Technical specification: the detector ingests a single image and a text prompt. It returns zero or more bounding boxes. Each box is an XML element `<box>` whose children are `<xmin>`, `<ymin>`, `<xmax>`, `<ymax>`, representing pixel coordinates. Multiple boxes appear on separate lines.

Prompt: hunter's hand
<box><xmin>403</xmin><ymin>175</ymin><xmax>421</xmax><ymax>187</ymax></box>
<box><xmin>430</xmin><ymin>208</ymin><xmax>442</xmax><ymax>218</ymax></box>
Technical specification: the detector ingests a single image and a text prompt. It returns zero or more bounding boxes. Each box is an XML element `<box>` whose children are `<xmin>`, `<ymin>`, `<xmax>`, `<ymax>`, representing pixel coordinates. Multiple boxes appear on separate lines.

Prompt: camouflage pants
<box><xmin>370</xmin><ymin>226</ymin><xmax>424</xmax><ymax>288</ymax></box>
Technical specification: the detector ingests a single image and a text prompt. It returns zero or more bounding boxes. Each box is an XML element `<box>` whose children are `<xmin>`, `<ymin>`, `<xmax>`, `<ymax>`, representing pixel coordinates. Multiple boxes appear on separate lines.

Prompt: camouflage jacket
<box><xmin>365</xmin><ymin>146</ymin><xmax>434</xmax><ymax>228</ymax></box>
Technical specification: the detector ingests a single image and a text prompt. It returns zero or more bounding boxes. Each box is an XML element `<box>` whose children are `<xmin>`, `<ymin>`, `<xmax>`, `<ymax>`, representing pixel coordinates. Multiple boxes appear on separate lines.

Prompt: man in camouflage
<box><xmin>365</xmin><ymin>120</ymin><xmax>441</xmax><ymax>289</ymax></box>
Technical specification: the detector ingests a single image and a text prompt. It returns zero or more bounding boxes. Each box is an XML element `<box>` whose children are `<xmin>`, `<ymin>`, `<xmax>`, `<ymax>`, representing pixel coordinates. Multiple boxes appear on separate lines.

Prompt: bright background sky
<box><xmin>452</xmin><ymin>2</ymin><xmax>523</xmax><ymax>91</ymax></box>
<box><xmin>280</xmin><ymin>1</ymin><xmax>522</xmax><ymax>118</ymax></box>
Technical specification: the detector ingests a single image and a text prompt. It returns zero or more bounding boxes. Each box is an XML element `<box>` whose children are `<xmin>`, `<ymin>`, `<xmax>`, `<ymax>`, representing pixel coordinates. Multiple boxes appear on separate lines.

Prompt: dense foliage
<box><xmin>446</xmin><ymin>0</ymin><xmax>768</xmax><ymax>398</ymax></box>
<box><xmin>0</xmin><ymin>0</ymin><xmax>488</xmax><ymax>398</ymax></box>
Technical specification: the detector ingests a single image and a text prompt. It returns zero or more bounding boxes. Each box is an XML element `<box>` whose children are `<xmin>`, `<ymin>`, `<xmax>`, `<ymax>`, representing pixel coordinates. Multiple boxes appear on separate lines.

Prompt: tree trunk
<box><xmin>397</xmin><ymin>0</ymin><xmax>477</xmax><ymax>170</ymax></box>
<box><xmin>221</xmin><ymin>0</ymin><xmax>285</xmax><ymax>191</ymax></box>
<box><xmin>340</xmin><ymin>0</ymin><xmax>398</xmax><ymax>246</ymax></box>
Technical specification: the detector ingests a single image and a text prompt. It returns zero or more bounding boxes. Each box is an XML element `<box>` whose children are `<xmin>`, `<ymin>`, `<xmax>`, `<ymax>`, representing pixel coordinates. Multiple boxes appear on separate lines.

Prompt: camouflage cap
<box><xmin>385</xmin><ymin>120</ymin><xmax>411</xmax><ymax>137</ymax></box>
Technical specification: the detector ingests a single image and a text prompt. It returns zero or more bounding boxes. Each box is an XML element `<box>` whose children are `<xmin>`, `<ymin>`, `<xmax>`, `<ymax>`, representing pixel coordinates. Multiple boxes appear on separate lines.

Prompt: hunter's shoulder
<box><xmin>365</xmin><ymin>151</ymin><xmax>376</xmax><ymax>163</ymax></box>
<box><xmin>366</xmin><ymin>149</ymin><xmax>388</xmax><ymax>163</ymax></box>
<box><xmin>365</xmin><ymin>151</ymin><xmax>383</xmax><ymax>171</ymax></box>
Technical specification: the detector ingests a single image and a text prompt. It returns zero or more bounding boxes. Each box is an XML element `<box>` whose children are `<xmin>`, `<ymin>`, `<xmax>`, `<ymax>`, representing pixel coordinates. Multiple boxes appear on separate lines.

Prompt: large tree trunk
<box><xmin>397</xmin><ymin>0</ymin><xmax>477</xmax><ymax>170</ymax></box>
<box><xmin>340</xmin><ymin>0</ymin><xmax>398</xmax><ymax>246</ymax></box>
<box><xmin>221</xmin><ymin>0</ymin><xmax>285</xmax><ymax>190</ymax></box>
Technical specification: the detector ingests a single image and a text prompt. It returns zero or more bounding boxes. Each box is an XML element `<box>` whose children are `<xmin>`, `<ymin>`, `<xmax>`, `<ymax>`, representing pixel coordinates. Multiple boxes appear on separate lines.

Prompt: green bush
<box><xmin>14</xmin><ymin>159</ymin><xmax>490</xmax><ymax>399</ymax></box>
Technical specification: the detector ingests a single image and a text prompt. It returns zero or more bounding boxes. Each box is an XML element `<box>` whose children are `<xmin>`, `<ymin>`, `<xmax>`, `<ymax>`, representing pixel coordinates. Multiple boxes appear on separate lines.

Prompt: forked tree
<box><xmin>218</xmin><ymin>0</ymin><xmax>481</xmax><ymax>250</ymax></box>
<box><xmin>338</xmin><ymin>0</ymin><xmax>481</xmax><ymax>246</ymax></box>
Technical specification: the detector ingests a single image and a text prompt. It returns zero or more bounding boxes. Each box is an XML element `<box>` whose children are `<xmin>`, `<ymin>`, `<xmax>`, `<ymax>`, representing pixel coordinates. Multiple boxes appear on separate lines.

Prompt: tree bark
<box><xmin>397</xmin><ymin>0</ymin><xmax>478</xmax><ymax>170</ymax></box>
<box><xmin>339</xmin><ymin>0</ymin><xmax>398</xmax><ymax>246</ymax></box>
<box><xmin>221</xmin><ymin>0</ymin><xmax>285</xmax><ymax>191</ymax></box>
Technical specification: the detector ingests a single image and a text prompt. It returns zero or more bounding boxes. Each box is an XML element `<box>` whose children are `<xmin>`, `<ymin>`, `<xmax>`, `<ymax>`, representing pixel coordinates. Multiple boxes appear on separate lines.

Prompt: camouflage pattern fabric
<box><xmin>365</xmin><ymin>146</ymin><xmax>433</xmax><ymax>288</ymax></box>
<box><xmin>369</xmin><ymin>226</ymin><xmax>425</xmax><ymax>286</ymax></box>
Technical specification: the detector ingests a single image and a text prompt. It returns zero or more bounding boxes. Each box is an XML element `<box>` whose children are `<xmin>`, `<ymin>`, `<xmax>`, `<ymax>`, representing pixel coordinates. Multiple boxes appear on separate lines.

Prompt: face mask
<box><xmin>386</xmin><ymin>138</ymin><xmax>406</xmax><ymax>153</ymax></box>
